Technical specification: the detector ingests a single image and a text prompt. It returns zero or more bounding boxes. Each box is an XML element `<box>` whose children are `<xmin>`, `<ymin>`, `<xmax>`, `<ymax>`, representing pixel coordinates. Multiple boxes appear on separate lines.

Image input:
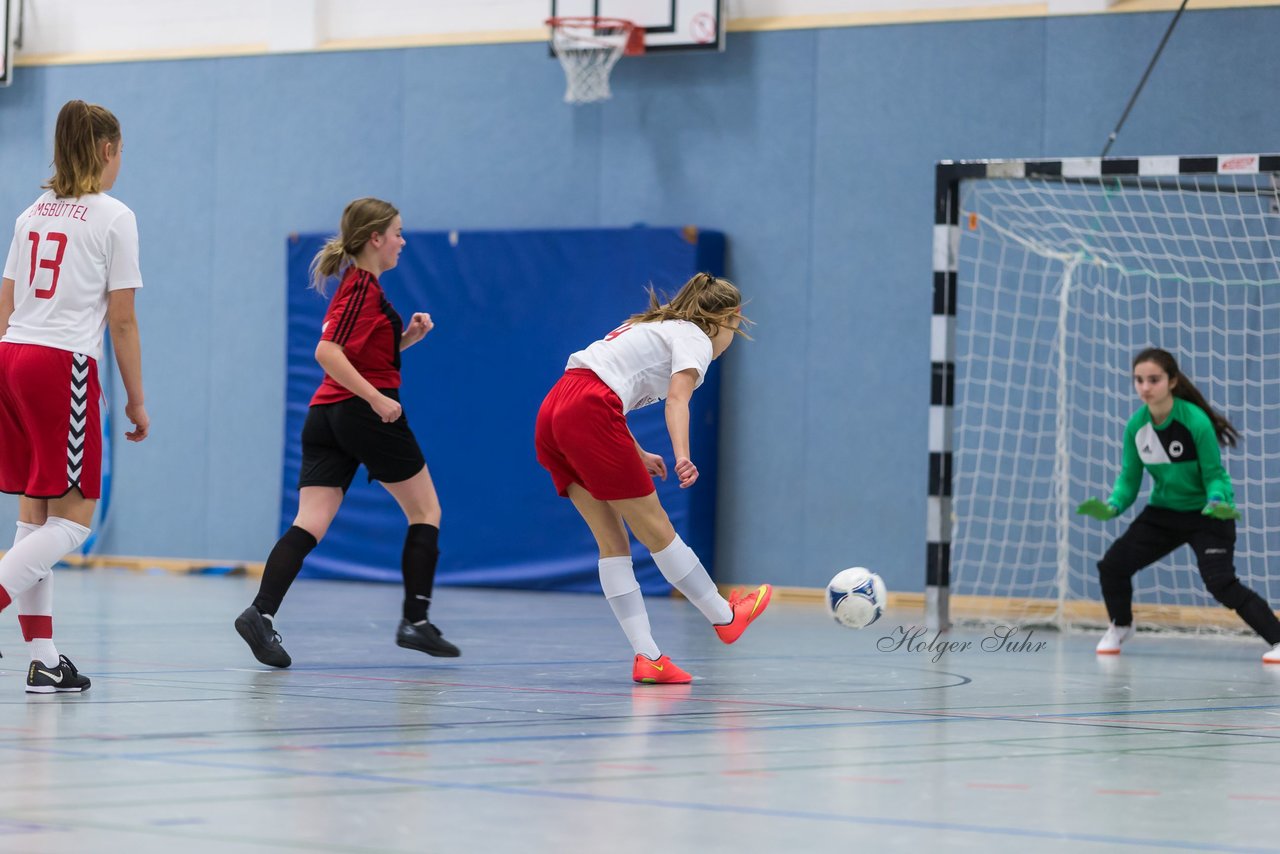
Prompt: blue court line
<box><xmin>1034</xmin><ymin>704</ymin><xmax>1280</xmax><ymax>718</ymax></box>
<box><xmin>68</xmin><ymin>700</ymin><xmax>1280</xmax><ymax>759</ymax></box>
<box><xmin>0</xmin><ymin>820</ymin><xmax>57</xmax><ymax>835</ymax></box>
<box><xmin>8</xmin><ymin>748</ymin><xmax>1276</xmax><ymax>854</ymax></box>
<box><xmin>0</xmin><ymin>651</ymin><xmax>972</xmax><ymax>676</ymax></box>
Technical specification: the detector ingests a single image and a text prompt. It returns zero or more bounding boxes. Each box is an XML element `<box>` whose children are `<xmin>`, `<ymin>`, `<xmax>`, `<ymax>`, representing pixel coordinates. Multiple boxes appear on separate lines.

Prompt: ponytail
<box><xmin>44</xmin><ymin>100</ymin><xmax>121</xmax><ymax>198</ymax></box>
<box><xmin>628</xmin><ymin>272</ymin><xmax>752</xmax><ymax>340</ymax></box>
<box><xmin>308</xmin><ymin>197</ymin><xmax>399</xmax><ymax>295</ymax></box>
<box><xmin>1132</xmin><ymin>347</ymin><xmax>1239</xmax><ymax>447</ymax></box>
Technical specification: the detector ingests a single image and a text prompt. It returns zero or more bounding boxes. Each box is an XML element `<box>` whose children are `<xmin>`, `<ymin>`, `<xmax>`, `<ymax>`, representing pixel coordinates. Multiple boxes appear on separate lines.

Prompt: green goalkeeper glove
<box><xmin>1076</xmin><ymin>498</ymin><xmax>1118</xmax><ymax>521</ymax></box>
<box><xmin>1201</xmin><ymin>499</ymin><xmax>1241</xmax><ymax>521</ymax></box>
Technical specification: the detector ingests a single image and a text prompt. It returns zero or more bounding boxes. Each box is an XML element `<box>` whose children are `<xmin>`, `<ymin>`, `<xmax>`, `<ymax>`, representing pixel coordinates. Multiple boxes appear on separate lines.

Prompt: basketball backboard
<box><xmin>548</xmin><ymin>0</ymin><xmax>725</xmax><ymax>52</ymax></box>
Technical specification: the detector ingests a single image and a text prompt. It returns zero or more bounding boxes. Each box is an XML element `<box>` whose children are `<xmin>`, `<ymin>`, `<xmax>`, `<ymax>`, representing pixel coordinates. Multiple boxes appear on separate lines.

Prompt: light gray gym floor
<box><xmin>0</xmin><ymin>569</ymin><xmax>1278</xmax><ymax>853</ymax></box>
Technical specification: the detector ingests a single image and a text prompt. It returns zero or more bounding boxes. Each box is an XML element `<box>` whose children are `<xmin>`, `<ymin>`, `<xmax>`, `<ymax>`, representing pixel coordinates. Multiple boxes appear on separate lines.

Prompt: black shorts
<box><xmin>298</xmin><ymin>389</ymin><xmax>426</xmax><ymax>491</ymax></box>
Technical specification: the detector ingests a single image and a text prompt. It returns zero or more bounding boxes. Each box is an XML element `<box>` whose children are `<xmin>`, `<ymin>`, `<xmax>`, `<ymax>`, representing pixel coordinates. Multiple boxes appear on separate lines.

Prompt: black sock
<box><xmin>252</xmin><ymin>526</ymin><xmax>318</xmax><ymax>617</ymax></box>
<box><xmin>402</xmin><ymin>524</ymin><xmax>439</xmax><ymax>622</ymax></box>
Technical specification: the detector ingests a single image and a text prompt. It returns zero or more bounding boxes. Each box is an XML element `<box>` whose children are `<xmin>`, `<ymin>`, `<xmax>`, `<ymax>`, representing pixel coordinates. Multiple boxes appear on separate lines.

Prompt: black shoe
<box><xmin>27</xmin><ymin>655</ymin><xmax>91</xmax><ymax>694</ymax></box>
<box><xmin>235</xmin><ymin>605</ymin><xmax>292</xmax><ymax>668</ymax></box>
<box><xmin>395</xmin><ymin>618</ymin><xmax>460</xmax><ymax>657</ymax></box>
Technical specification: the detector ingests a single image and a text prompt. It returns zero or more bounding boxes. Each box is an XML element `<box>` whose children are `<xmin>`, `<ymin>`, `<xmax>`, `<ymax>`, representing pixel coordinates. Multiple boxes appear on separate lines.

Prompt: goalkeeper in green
<box><xmin>1077</xmin><ymin>348</ymin><xmax>1280</xmax><ymax>662</ymax></box>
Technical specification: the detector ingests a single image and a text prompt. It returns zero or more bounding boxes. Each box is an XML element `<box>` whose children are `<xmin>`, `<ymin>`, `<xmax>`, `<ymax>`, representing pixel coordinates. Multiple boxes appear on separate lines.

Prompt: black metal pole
<box><xmin>1100</xmin><ymin>0</ymin><xmax>1191</xmax><ymax>157</ymax></box>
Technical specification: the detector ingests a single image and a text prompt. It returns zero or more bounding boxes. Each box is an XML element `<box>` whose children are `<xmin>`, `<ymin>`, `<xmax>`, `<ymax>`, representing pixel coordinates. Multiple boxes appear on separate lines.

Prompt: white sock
<box><xmin>0</xmin><ymin>517</ymin><xmax>89</xmax><ymax>601</ymax></box>
<box><xmin>651</xmin><ymin>535</ymin><xmax>732</xmax><ymax>625</ymax></box>
<box><xmin>599</xmin><ymin>556</ymin><xmax>660</xmax><ymax>659</ymax></box>
<box><xmin>10</xmin><ymin>521</ymin><xmax>39</xmax><ymax>545</ymax></box>
<box><xmin>11</xmin><ymin>523</ymin><xmax>58</xmax><ymax>664</ymax></box>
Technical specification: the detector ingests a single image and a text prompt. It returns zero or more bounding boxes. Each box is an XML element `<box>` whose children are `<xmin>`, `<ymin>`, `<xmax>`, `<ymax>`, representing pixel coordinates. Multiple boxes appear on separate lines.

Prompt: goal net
<box><xmin>941</xmin><ymin>156</ymin><xmax>1280</xmax><ymax>634</ymax></box>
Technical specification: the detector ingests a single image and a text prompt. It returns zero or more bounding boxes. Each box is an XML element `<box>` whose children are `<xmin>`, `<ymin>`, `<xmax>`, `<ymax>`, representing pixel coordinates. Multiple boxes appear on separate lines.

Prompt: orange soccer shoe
<box><xmin>633</xmin><ymin>654</ymin><xmax>693</xmax><ymax>684</ymax></box>
<box><xmin>714</xmin><ymin>584</ymin><xmax>773</xmax><ymax>645</ymax></box>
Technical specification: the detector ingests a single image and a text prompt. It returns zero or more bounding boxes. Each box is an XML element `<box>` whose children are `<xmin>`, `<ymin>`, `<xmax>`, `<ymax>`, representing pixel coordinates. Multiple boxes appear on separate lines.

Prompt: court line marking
<box><xmin>2</xmin><ymin>748</ymin><xmax>1274</xmax><ymax>854</ymax></box>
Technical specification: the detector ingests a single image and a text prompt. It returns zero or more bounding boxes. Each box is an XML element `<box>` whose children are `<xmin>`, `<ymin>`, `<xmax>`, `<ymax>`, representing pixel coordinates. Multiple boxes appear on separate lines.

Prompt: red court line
<box><xmin>1228</xmin><ymin>794</ymin><xmax>1280</xmax><ymax>802</ymax></box>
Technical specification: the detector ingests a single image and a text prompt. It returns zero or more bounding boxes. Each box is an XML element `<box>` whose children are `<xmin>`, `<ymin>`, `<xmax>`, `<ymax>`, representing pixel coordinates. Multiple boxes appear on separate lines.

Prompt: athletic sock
<box><xmin>252</xmin><ymin>526</ymin><xmax>318</xmax><ymax>616</ymax></box>
<box><xmin>0</xmin><ymin>517</ymin><xmax>89</xmax><ymax>603</ymax></box>
<box><xmin>651</xmin><ymin>535</ymin><xmax>732</xmax><ymax>624</ymax></box>
<box><xmin>12</xmin><ymin>522</ymin><xmax>57</xmax><ymax>664</ymax></box>
<box><xmin>402</xmin><ymin>524</ymin><xmax>439</xmax><ymax>622</ymax></box>
<box><xmin>599</xmin><ymin>556</ymin><xmax>660</xmax><ymax>659</ymax></box>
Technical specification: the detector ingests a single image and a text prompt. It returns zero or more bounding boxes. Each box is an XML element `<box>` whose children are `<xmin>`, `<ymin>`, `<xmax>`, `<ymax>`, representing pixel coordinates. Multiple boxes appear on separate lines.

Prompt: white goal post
<box><xmin>927</xmin><ymin>154</ymin><xmax>1280</xmax><ymax>634</ymax></box>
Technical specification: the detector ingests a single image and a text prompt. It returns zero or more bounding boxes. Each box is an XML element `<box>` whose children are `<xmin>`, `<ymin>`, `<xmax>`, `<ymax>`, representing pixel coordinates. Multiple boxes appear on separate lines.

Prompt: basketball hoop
<box><xmin>546</xmin><ymin>17</ymin><xmax>644</xmax><ymax>105</ymax></box>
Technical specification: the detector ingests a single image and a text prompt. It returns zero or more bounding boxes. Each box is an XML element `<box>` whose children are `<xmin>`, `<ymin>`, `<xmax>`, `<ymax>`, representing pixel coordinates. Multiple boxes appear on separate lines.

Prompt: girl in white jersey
<box><xmin>535</xmin><ymin>273</ymin><xmax>771</xmax><ymax>684</ymax></box>
<box><xmin>0</xmin><ymin>100</ymin><xmax>149</xmax><ymax>694</ymax></box>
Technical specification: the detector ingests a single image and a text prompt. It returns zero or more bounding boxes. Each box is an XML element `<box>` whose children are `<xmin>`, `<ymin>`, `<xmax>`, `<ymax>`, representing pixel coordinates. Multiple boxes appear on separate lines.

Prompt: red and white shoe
<box><xmin>714</xmin><ymin>584</ymin><xmax>773</xmax><ymax>645</ymax></box>
<box><xmin>633</xmin><ymin>654</ymin><xmax>693</xmax><ymax>684</ymax></box>
<box><xmin>1263</xmin><ymin>643</ymin><xmax>1280</xmax><ymax>665</ymax></box>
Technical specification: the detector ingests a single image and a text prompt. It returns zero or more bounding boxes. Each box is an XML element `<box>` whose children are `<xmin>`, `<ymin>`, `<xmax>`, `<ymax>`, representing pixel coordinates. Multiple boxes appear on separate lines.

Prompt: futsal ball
<box><xmin>826</xmin><ymin>567</ymin><xmax>888</xmax><ymax>629</ymax></box>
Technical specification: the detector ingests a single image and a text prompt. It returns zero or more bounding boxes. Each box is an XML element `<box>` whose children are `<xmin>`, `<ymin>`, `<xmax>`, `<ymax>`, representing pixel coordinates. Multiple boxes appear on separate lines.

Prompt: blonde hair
<box><xmin>309</xmin><ymin>197</ymin><xmax>400</xmax><ymax>295</ymax></box>
<box><xmin>628</xmin><ymin>272</ymin><xmax>752</xmax><ymax>340</ymax></box>
<box><xmin>44</xmin><ymin>100</ymin><xmax>121</xmax><ymax>198</ymax></box>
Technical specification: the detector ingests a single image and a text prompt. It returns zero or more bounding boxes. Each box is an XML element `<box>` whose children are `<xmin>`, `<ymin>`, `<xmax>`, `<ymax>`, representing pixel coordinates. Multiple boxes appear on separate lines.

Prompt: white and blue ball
<box><xmin>826</xmin><ymin>567</ymin><xmax>888</xmax><ymax>629</ymax></box>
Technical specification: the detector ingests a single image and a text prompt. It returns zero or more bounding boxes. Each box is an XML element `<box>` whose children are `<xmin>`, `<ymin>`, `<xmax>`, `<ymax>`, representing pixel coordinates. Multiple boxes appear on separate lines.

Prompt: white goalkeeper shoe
<box><xmin>1096</xmin><ymin>622</ymin><xmax>1134</xmax><ymax>655</ymax></box>
<box><xmin>1264</xmin><ymin>643</ymin><xmax>1280</xmax><ymax>665</ymax></box>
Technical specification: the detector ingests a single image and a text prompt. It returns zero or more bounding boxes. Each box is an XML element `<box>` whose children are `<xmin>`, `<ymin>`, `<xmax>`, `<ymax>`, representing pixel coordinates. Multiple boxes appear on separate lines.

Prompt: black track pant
<box><xmin>1097</xmin><ymin>505</ymin><xmax>1280</xmax><ymax>645</ymax></box>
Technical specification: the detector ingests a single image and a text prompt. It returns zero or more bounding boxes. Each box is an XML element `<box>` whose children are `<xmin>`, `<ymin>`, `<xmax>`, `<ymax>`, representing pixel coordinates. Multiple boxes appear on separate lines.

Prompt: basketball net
<box><xmin>546</xmin><ymin>17</ymin><xmax>644</xmax><ymax>105</ymax></box>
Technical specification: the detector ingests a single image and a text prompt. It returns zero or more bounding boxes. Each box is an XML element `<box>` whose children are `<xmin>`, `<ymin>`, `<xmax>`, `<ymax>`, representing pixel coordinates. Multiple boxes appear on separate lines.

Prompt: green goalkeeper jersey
<box><xmin>1106</xmin><ymin>397</ymin><xmax>1234</xmax><ymax>514</ymax></box>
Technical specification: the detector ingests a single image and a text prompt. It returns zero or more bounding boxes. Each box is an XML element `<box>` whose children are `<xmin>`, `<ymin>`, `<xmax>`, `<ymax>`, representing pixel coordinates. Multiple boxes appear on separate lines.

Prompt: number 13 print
<box><xmin>604</xmin><ymin>322</ymin><xmax>632</xmax><ymax>341</ymax></box>
<box><xmin>27</xmin><ymin>231</ymin><xmax>68</xmax><ymax>299</ymax></box>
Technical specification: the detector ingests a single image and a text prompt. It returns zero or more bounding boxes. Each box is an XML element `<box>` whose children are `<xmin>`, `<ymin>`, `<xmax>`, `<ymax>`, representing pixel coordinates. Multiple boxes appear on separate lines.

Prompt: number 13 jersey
<box><xmin>2</xmin><ymin>189</ymin><xmax>144</xmax><ymax>362</ymax></box>
<box><xmin>566</xmin><ymin>319</ymin><xmax>712</xmax><ymax>414</ymax></box>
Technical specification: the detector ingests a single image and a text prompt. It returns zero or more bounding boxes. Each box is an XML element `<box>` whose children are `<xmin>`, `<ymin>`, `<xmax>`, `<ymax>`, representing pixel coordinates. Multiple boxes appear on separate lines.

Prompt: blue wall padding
<box><xmin>282</xmin><ymin>227</ymin><xmax>725</xmax><ymax>594</ymax></box>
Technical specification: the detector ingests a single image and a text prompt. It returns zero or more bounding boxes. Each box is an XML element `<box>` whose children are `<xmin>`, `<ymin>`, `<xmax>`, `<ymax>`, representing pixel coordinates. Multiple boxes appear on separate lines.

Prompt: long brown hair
<box><xmin>308</xmin><ymin>198</ymin><xmax>399</xmax><ymax>295</ymax></box>
<box><xmin>628</xmin><ymin>272</ymin><xmax>752</xmax><ymax>340</ymax></box>
<box><xmin>1133</xmin><ymin>347</ymin><xmax>1239</xmax><ymax>447</ymax></box>
<box><xmin>44</xmin><ymin>100</ymin><xmax>121</xmax><ymax>198</ymax></box>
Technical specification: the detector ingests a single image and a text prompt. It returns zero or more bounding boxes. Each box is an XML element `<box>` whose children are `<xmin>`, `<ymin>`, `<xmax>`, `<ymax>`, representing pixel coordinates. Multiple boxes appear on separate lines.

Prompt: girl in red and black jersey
<box><xmin>234</xmin><ymin>198</ymin><xmax>458</xmax><ymax>667</ymax></box>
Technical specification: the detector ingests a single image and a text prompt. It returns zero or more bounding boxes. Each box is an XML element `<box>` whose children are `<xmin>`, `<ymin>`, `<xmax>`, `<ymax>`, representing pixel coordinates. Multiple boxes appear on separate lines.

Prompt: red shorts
<box><xmin>535</xmin><ymin>368</ymin><xmax>655</xmax><ymax>501</ymax></box>
<box><xmin>0</xmin><ymin>343</ymin><xmax>102</xmax><ymax>500</ymax></box>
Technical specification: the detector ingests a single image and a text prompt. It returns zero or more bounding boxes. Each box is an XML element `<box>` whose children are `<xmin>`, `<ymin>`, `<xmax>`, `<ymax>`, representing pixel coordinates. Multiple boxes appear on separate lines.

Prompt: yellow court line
<box><xmin>22</xmin><ymin>562</ymin><xmax>1272</xmax><ymax>630</ymax></box>
<box><xmin>55</xmin><ymin>553</ymin><xmax>265</xmax><ymax>576</ymax></box>
<box><xmin>726</xmin><ymin>585</ymin><xmax>1269</xmax><ymax>631</ymax></box>
<box><xmin>12</xmin><ymin>2</ymin><xmax>1280</xmax><ymax>68</ymax></box>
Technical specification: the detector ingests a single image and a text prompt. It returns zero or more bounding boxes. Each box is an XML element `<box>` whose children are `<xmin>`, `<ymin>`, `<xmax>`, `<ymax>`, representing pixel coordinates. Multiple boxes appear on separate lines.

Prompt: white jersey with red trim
<box><xmin>2</xmin><ymin>190</ymin><xmax>143</xmax><ymax>362</ymax></box>
<box><xmin>566</xmin><ymin>319</ymin><xmax>713</xmax><ymax>413</ymax></box>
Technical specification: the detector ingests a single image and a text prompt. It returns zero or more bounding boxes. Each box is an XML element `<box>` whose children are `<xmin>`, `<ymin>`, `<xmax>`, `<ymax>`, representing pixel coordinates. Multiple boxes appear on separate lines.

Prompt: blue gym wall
<box><xmin>0</xmin><ymin>8</ymin><xmax>1278</xmax><ymax>594</ymax></box>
